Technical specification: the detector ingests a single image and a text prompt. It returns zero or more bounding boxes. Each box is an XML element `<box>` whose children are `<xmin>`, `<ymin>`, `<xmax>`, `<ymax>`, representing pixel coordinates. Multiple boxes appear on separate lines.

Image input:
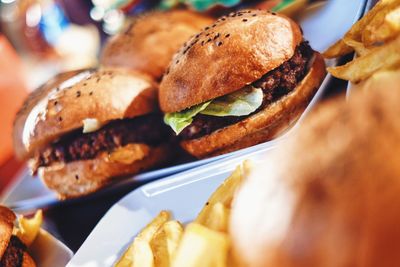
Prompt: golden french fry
<box><xmin>115</xmin><ymin>211</ymin><xmax>170</xmax><ymax>267</ymax></box>
<box><xmin>163</xmin><ymin>221</ymin><xmax>183</xmax><ymax>260</ymax></box>
<box><xmin>195</xmin><ymin>162</ymin><xmax>250</xmax><ymax>225</ymax></box>
<box><xmin>362</xmin><ymin>3</ymin><xmax>400</xmax><ymax>46</ymax></box>
<box><xmin>323</xmin><ymin>39</ymin><xmax>354</xmax><ymax>58</ymax></box>
<box><xmin>203</xmin><ymin>202</ymin><xmax>230</xmax><ymax>233</ymax></box>
<box><xmin>14</xmin><ymin>210</ymin><xmax>43</xmax><ymax>246</ymax></box>
<box><xmin>328</xmin><ymin>35</ymin><xmax>400</xmax><ymax>82</ymax></box>
<box><xmin>150</xmin><ymin>220</ymin><xmax>183</xmax><ymax>267</ymax></box>
<box><xmin>150</xmin><ymin>228</ymin><xmax>169</xmax><ymax>267</ymax></box>
<box><xmin>324</xmin><ymin>0</ymin><xmax>400</xmax><ymax>58</ymax></box>
<box><xmin>172</xmin><ymin>223</ymin><xmax>229</xmax><ymax>267</ymax></box>
<box><xmin>116</xmin><ymin>238</ymin><xmax>154</xmax><ymax>267</ymax></box>
<box><xmin>342</xmin><ymin>38</ymin><xmax>371</xmax><ymax>56</ymax></box>
<box><xmin>137</xmin><ymin>211</ymin><xmax>170</xmax><ymax>241</ymax></box>
<box><xmin>386</xmin><ymin>6</ymin><xmax>400</xmax><ymax>29</ymax></box>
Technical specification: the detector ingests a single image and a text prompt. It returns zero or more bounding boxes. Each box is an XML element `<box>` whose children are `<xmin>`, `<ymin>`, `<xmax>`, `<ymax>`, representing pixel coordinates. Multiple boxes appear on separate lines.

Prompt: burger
<box><xmin>13</xmin><ymin>68</ymin><xmax>173</xmax><ymax>199</ymax></box>
<box><xmin>101</xmin><ymin>10</ymin><xmax>213</xmax><ymax>81</ymax></box>
<box><xmin>230</xmin><ymin>87</ymin><xmax>400</xmax><ymax>266</ymax></box>
<box><xmin>159</xmin><ymin>10</ymin><xmax>326</xmax><ymax>158</ymax></box>
<box><xmin>0</xmin><ymin>206</ymin><xmax>36</xmax><ymax>266</ymax></box>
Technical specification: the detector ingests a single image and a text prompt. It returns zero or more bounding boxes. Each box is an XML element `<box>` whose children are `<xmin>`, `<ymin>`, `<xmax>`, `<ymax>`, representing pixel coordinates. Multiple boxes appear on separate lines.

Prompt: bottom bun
<box><xmin>180</xmin><ymin>52</ymin><xmax>326</xmax><ymax>158</ymax></box>
<box><xmin>39</xmin><ymin>144</ymin><xmax>173</xmax><ymax>199</ymax></box>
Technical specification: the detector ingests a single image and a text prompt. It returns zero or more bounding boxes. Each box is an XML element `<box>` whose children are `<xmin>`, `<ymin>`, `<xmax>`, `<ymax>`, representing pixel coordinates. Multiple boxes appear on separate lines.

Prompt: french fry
<box><xmin>342</xmin><ymin>39</ymin><xmax>371</xmax><ymax>56</ymax></box>
<box><xmin>115</xmin><ymin>211</ymin><xmax>170</xmax><ymax>267</ymax></box>
<box><xmin>327</xmin><ymin>35</ymin><xmax>400</xmax><ymax>82</ymax></box>
<box><xmin>163</xmin><ymin>221</ymin><xmax>183</xmax><ymax>260</ymax></box>
<box><xmin>150</xmin><ymin>220</ymin><xmax>183</xmax><ymax>267</ymax></box>
<box><xmin>171</xmin><ymin>223</ymin><xmax>229</xmax><ymax>267</ymax></box>
<box><xmin>203</xmin><ymin>202</ymin><xmax>230</xmax><ymax>233</ymax></box>
<box><xmin>14</xmin><ymin>210</ymin><xmax>43</xmax><ymax>246</ymax></box>
<box><xmin>362</xmin><ymin>3</ymin><xmax>400</xmax><ymax>46</ymax></box>
<box><xmin>324</xmin><ymin>0</ymin><xmax>400</xmax><ymax>58</ymax></box>
<box><xmin>195</xmin><ymin>161</ymin><xmax>251</xmax><ymax>225</ymax></box>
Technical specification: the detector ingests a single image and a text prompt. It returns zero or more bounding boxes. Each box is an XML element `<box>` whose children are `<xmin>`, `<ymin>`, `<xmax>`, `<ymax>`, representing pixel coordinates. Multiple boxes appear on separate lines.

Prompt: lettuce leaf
<box><xmin>164</xmin><ymin>86</ymin><xmax>263</xmax><ymax>134</ymax></box>
<box><xmin>200</xmin><ymin>86</ymin><xmax>263</xmax><ymax>116</ymax></box>
<box><xmin>164</xmin><ymin>101</ymin><xmax>211</xmax><ymax>134</ymax></box>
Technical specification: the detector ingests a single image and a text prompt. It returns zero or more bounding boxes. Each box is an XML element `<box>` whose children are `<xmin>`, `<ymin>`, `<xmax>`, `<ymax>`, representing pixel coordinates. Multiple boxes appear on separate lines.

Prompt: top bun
<box><xmin>159</xmin><ymin>10</ymin><xmax>303</xmax><ymax>113</ymax></box>
<box><xmin>14</xmin><ymin>68</ymin><xmax>158</xmax><ymax>159</ymax></box>
<box><xmin>13</xmin><ymin>70</ymin><xmax>83</xmax><ymax>161</ymax></box>
<box><xmin>230</xmin><ymin>87</ymin><xmax>400</xmax><ymax>267</ymax></box>
<box><xmin>101</xmin><ymin>10</ymin><xmax>213</xmax><ymax>80</ymax></box>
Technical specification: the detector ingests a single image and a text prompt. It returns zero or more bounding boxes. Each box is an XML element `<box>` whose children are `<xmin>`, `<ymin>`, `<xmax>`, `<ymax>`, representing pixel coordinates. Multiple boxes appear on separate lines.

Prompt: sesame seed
<box><xmin>54</xmin><ymin>101</ymin><xmax>58</xmax><ymax>106</ymax></box>
<box><xmin>225</xmin><ymin>33</ymin><xmax>230</xmax><ymax>38</ymax></box>
<box><xmin>58</xmin><ymin>117</ymin><xmax>63</xmax><ymax>122</ymax></box>
<box><xmin>272</xmin><ymin>12</ymin><xmax>276</xmax><ymax>15</ymax></box>
<box><xmin>75</xmin><ymin>175</ymin><xmax>79</xmax><ymax>180</ymax></box>
<box><xmin>205</xmin><ymin>26</ymin><xmax>210</xmax><ymax>30</ymax></box>
<box><xmin>214</xmin><ymin>33</ymin><xmax>220</xmax><ymax>40</ymax></box>
<box><xmin>176</xmin><ymin>60</ymin><xmax>179</xmax><ymax>64</ymax></box>
<box><xmin>201</xmin><ymin>40</ymin><xmax>205</xmax><ymax>45</ymax></box>
<box><xmin>207</xmin><ymin>38</ymin><xmax>212</xmax><ymax>43</ymax></box>
<box><xmin>76</xmin><ymin>91</ymin><xmax>81</xmax><ymax>97</ymax></box>
<box><xmin>238</xmin><ymin>13</ymin><xmax>243</xmax><ymax>16</ymax></box>
<box><xmin>83</xmin><ymin>83</ymin><xmax>87</xmax><ymax>86</ymax></box>
<box><xmin>89</xmin><ymin>91</ymin><xmax>93</xmax><ymax>96</ymax></box>
<box><xmin>252</xmin><ymin>14</ymin><xmax>257</xmax><ymax>17</ymax></box>
<box><xmin>242</xmin><ymin>19</ymin><xmax>248</xmax><ymax>22</ymax></box>
<box><xmin>217</xmin><ymin>41</ymin><xmax>223</xmax><ymax>46</ymax></box>
<box><xmin>221</xmin><ymin>17</ymin><xmax>226</xmax><ymax>21</ymax></box>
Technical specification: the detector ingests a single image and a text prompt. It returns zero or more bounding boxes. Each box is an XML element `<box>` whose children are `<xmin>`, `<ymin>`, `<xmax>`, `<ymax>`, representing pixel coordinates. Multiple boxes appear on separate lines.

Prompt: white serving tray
<box><xmin>68</xmin><ymin>147</ymin><xmax>269</xmax><ymax>267</ymax></box>
<box><xmin>1</xmin><ymin>0</ymin><xmax>366</xmax><ymax>213</ymax></box>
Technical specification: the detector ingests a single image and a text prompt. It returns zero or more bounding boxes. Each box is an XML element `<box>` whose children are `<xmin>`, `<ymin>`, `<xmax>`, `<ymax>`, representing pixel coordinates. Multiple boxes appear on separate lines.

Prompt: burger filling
<box><xmin>31</xmin><ymin>114</ymin><xmax>171</xmax><ymax>173</ymax></box>
<box><xmin>0</xmin><ymin>236</ymin><xmax>26</xmax><ymax>267</ymax></box>
<box><xmin>164</xmin><ymin>41</ymin><xmax>313</xmax><ymax>140</ymax></box>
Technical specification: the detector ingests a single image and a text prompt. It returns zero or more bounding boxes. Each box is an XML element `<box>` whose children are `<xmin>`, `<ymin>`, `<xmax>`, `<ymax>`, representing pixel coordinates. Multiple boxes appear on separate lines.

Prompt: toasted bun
<box><xmin>14</xmin><ymin>68</ymin><xmax>158</xmax><ymax>159</ymax></box>
<box><xmin>101</xmin><ymin>10</ymin><xmax>213</xmax><ymax>80</ymax></box>
<box><xmin>181</xmin><ymin>52</ymin><xmax>326</xmax><ymax>158</ymax></box>
<box><xmin>0</xmin><ymin>206</ymin><xmax>16</xmax><ymax>259</ymax></box>
<box><xmin>39</xmin><ymin>144</ymin><xmax>173</xmax><ymax>199</ymax></box>
<box><xmin>230</xmin><ymin>85</ymin><xmax>400</xmax><ymax>266</ymax></box>
<box><xmin>13</xmin><ymin>70</ymin><xmax>84</xmax><ymax>160</ymax></box>
<box><xmin>159</xmin><ymin>10</ymin><xmax>303</xmax><ymax>113</ymax></box>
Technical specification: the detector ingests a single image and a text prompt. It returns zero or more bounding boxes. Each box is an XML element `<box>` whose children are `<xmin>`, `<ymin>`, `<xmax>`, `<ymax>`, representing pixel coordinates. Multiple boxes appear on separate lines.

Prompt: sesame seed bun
<box><xmin>13</xmin><ymin>69</ymin><xmax>84</xmax><ymax>161</ymax></box>
<box><xmin>159</xmin><ymin>10</ymin><xmax>303</xmax><ymax>113</ymax></box>
<box><xmin>230</xmin><ymin>86</ymin><xmax>400</xmax><ymax>267</ymax></box>
<box><xmin>14</xmin><ymin>68</ymin><xmax>158</xmax><ymax>159</ymax></box>
<box><xmin>101</xmin><ymin>10</ymin><xmax>213</xmax><ymax>80</ymax></box>
<box><xmin>180</xmin><ymin>52</ymin><xmax>326</xmax><ymax>158</ymax></box>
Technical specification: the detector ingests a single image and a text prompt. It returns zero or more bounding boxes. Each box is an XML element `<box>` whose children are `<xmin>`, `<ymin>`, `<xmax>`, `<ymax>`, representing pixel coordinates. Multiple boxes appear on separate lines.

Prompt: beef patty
<box><xmin>0</xmin><ymin>236</ymin><xmax>26</xmax><ymax>267</ymax></box>
<box><xmin>33</xmin><ymin>114</ymin><xmax>171</xmax><ymax>171</ymax></box>
<box><xmin>180</xmin><ymin>41</ymin><xmax>313</xmax><ymax>140</ymax></box>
